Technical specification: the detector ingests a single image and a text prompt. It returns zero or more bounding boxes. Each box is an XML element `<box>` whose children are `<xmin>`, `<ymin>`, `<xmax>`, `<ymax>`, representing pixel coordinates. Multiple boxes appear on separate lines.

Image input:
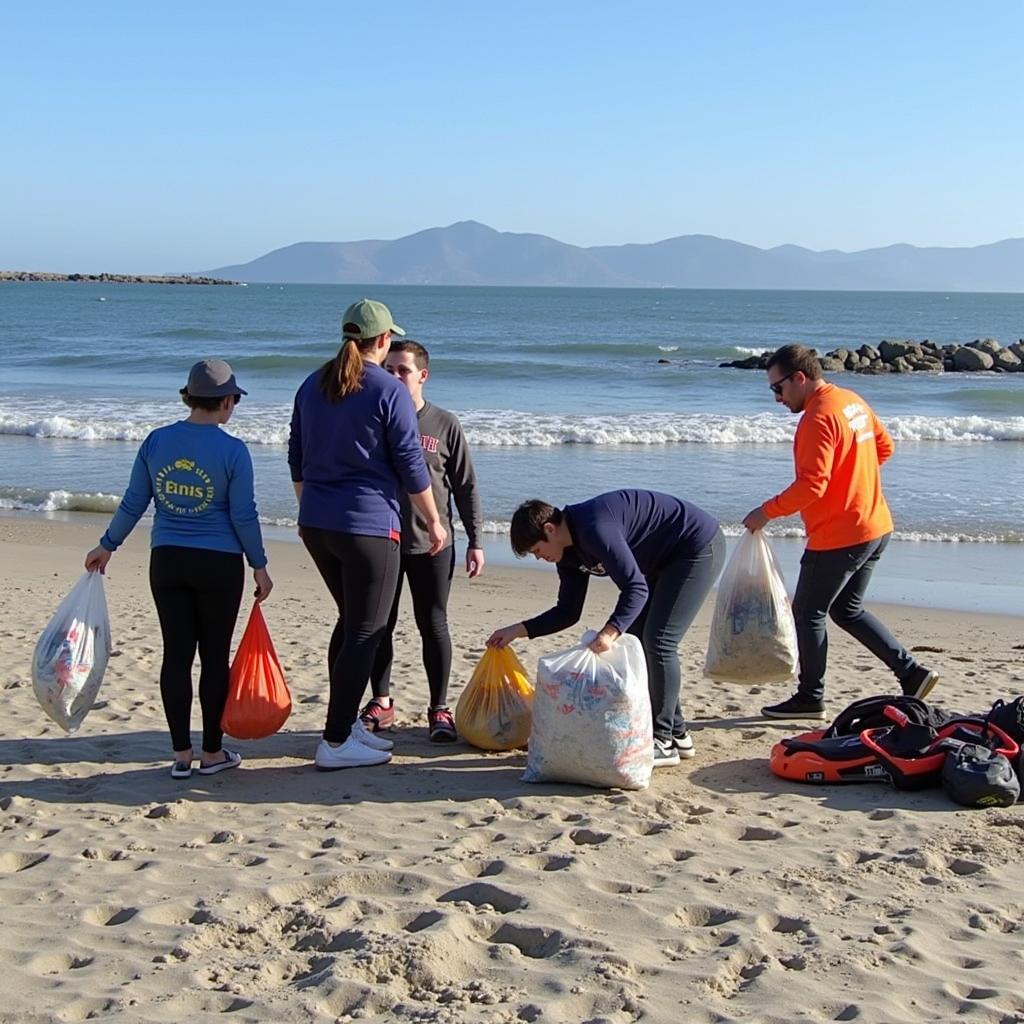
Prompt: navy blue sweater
<box><xmin>288</xmin><ymin>361</ymin><xmax>430</xmax><ymax>537</ymax></box>
<box><xmin>523</xmin><ymin>490</ymin><xmax>720</xmax><ymax>637</ymax></box>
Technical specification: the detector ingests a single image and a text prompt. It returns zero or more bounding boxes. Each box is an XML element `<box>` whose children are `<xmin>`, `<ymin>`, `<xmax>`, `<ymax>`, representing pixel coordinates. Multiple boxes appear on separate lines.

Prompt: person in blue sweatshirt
<box><xmin>85</xmin><ymin>359</ymin><xmax>272</xmax><ymax>780</ymax></box>
<box><xmin>487</xmin><ymin>490</ymin><xmax>725</xmax><ymax>766</ymax></box>
<box><xmin>288</xmin><ymin>299</ymin><xmax>447</xmax><ymax>772</ymax></box>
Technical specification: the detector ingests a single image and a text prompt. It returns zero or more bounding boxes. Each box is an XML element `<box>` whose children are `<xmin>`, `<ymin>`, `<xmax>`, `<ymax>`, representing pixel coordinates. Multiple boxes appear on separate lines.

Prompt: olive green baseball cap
<box><xmin>341</xmin><ymin>299</ymin><xmax>405</xmax><ymax>340</ymax></box>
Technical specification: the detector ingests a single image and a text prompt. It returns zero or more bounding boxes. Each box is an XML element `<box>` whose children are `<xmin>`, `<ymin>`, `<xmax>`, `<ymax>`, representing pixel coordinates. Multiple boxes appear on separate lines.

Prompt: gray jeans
<box><xmin>793</xmin><ymin>533</ymin><xmax>919</xmax><ymax>702</ymax></box>
<box><xmin>628</xmin><ymin>528</ymin><xmax>727</xmax><ymax>740</ymax></box>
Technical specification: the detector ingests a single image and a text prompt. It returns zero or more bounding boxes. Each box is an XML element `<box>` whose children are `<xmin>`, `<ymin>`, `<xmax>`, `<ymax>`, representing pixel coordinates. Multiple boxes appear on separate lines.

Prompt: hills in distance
<box><xmin>201</xmin><ymin>220</ymin><xmax>1024</xmax><ymax>291</ymax></box>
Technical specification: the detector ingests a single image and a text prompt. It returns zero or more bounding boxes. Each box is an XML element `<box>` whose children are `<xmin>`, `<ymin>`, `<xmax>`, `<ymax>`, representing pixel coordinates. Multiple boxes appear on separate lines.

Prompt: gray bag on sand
<box><xmin>704</xmin><ymin>531</ymin><xmax>798</xmax><ymax>684</ymax></box>
<box><xmin>32</xmin><ymin>571</ymin><xmax>112</xmax><ymax>732</ymax></box>
<box><xmin>524</xmin><ymin>631</ymin><xmax>653</xmax><ymax>790</ymax></box>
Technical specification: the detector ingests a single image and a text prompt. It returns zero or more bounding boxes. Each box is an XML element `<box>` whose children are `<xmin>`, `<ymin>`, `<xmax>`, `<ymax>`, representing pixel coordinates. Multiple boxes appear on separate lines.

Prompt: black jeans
<box><xmin>628</xmin><ymin>528</ymin><xmax>727</xmax><ymax>741</ymax></box>
<box><xmin>149</xmin><ymin>546</ymin><xmax>244</xmax><ymax>753</ymax></box>
<box><xmin>301</xmin><ymin>528</ymin><xmax>401</xmax><ymax>744</ymax></box>
<box><xmin>370</xmin><ymin>546</ymin><xmax>456</xmax><ymax>708</ymax></box>
<box><xmin>793</xmin><ymin>532</ymin><xmax>919</xmax><ymax>702</ymax></box>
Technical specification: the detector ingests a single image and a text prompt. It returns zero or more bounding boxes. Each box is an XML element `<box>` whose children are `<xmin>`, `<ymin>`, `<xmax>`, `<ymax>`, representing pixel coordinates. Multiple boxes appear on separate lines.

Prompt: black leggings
<box><xmin>149</xmin><ymin>546</ymin><xmax>244</xmax><ymax>753</ymax></box>
<box><xmin>370</xmin><ymin>546</ymin><xmax>456</xmax><ymax>708</ymax></box>
<box><xmin>301</xmin><ymin>527</ymin><xmax>400</xmax><ymax>744</ymax></box>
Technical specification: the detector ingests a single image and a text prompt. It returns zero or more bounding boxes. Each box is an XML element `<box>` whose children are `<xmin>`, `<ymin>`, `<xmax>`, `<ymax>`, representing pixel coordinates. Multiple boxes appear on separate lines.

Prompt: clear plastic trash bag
<box><xmin>32</xmin><ymin>572</ymin><xmax>112</xmax><ymax>732</ymax></box>
<box><xmin>524</xmin><ymin>631</ymin><xmax>653</xmax><ymax>790</ymax></box>
<box><xmin>704</xmin><ymin>531</ymin><xmax>798</xmax><ymax>684</ymax></box>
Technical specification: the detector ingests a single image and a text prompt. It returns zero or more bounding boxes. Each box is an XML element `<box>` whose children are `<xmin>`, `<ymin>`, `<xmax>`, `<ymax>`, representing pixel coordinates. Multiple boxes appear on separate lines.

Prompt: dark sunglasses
<box><xmin>769</xmin><ymin>371</ymin><xmax>797</xmax><ymax>395</ymax></box>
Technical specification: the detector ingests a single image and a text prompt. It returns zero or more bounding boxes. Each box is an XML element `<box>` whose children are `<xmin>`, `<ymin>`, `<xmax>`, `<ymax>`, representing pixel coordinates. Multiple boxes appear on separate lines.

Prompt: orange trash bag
<box><xmin>221</xmin><ymin>604</ymin><xmax>292</xmax><ymax>740</ymax></box>
<box><xmin>455</xmin><ymin>646</ymin><xmax>534</xmax><ymax>751</ymax></box>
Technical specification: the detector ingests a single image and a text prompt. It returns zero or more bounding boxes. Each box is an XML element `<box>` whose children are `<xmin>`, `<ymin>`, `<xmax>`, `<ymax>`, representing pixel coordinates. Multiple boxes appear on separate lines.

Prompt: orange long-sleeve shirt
<box><xmin>762</xmin><ymin>382</ymin><xmax>895</xmax><ymax>551</ymax></box>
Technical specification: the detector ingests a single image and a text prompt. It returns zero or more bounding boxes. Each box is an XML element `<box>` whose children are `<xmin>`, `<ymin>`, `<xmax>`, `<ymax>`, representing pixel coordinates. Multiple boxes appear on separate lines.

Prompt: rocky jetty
<box><xmin>0</xmin><ymin>271</ymin><xmax>238</xmax><ymax>285</ymax></box>
<box><xmin>721</xmin><ymin>338</ymin><xmax>1024</xmax><ymax>373</ymax></box>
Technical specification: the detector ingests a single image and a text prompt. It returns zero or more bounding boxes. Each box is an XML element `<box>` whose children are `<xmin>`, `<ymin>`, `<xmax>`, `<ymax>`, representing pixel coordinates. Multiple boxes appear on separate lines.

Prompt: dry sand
<box><xmin>2</xmin><ymin>516</ymin><xmax>1023</xmax><ymax>1024</ymax></box>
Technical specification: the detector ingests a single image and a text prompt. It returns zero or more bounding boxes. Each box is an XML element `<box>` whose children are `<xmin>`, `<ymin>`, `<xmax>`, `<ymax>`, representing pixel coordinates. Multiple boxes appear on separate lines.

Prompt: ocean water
<box><xmin>1</xmin><ymin>282</ymin><xmax>1022</xmax><ymax>612</ymax></box>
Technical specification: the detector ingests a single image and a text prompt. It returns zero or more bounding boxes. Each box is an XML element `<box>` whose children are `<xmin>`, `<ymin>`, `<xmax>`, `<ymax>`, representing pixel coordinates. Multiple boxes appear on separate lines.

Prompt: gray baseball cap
<box><xmin>341</xmin><ymin>299</ymin><xmax>405</xmax><ymax>340</ymax></box>
<box><xmin>181</xmin><ymin>359</ymin><xmax>247</xmax><ymax>398</ymax></box>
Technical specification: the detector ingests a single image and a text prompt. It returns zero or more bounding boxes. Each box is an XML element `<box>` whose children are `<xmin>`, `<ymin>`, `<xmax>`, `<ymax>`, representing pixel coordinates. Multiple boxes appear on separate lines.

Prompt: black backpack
<box><xmin>823</xmin><ymin>694</ymin><xmax>958</xmax><ymax>739</ymax></box>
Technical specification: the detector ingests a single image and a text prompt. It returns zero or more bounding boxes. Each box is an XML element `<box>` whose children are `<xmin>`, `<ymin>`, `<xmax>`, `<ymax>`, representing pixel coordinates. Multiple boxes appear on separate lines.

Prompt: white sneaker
<box><xmin>653</xmin><ymin>737</ymin><xmax>681</xmax><ymax>768</ymax></box>
<box><xmin>314</xmin><ymin>736</ymin><xmax>391</xmax><ymax>771</ymax></box>
<box><xmin>353</xmin><ymin>718</ymin><xmax>394</xmax><ymax>751</ymax></box>
<box><xmin>673</xmin><ymin>731</ymin><xmax>696</xmax><ymax>759</ymax></box>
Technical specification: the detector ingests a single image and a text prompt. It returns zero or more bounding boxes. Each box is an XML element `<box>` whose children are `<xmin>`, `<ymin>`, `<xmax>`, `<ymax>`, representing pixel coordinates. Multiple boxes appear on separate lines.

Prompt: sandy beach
<box><xmin>2</xmin><ymin>515</ymin><xmax>1023</xmax><ymax>1024</ymax></box>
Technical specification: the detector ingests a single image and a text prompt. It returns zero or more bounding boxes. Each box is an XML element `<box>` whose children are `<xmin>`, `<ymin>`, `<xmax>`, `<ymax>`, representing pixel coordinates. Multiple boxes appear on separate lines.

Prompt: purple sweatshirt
<box><xmin>288</xmin><ymin>361</ymin><xmax>430</xmax><ymax>537</ymax></box>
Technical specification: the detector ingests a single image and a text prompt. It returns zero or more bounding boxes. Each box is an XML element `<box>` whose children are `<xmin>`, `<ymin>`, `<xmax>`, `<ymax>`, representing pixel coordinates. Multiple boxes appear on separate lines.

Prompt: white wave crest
<box><xmin>0</xmin><ymin>488</ymin><xmax>121</xmax><ymax>513</ymax></box>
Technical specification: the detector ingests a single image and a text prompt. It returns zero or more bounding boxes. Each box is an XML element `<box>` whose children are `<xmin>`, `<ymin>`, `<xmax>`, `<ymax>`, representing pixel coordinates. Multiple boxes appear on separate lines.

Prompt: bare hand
<box><xmin>426</xmin><ymin>520</ymin><xmax>447</xmax><ymax>556</ymax></box>
<box><xmin>253</xmin><ymin>567</ymin><xmax>273</xmax><ymax>602</ymax></box>
<box><xmin>85</xmin><ymin>545</ymin><xmax>112</xmax><ymax>574</ymax></box>
<box><xmin>466</xmin><ymin>547</ymin><xmax>485</xmax><ymax>578</ymax></box>
<box><xmin>588</xmin><ymin>627</ymin><xmax>619</xmax><ymax>654</ymax></box>
<box><xmin>742</xmin><ymin>506</ymin><xmax>769</xmax><ymax>532</ymax></box>
<box><xmin>487</xmin><ymin>623</ymin><xmax>526</xmax><ymax>648</ymax></box>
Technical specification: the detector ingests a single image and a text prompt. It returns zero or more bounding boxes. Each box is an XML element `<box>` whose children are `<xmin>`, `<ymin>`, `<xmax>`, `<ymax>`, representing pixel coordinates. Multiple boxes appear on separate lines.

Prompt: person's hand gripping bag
<box><xmin>221</xmin><ymin>604</ymin><xmax>292</xmax><ymax>740</ymax></box>
<box><xmin>455</xmin><ymin>646</ymin><xmax>534</xmax><ymax>750</ymax></box>
<box><xmin>704</xmin><ymin>531</ymin><xmax>798</xmax><ymax>684</ymax></box>
<box><xmin>32</xmin><ymin>571</ymin><xmax>112</xmax><ymax>732</ymax></box>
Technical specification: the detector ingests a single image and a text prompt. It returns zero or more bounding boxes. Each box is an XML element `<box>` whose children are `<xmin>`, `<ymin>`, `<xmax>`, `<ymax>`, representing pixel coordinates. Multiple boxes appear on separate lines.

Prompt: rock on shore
<box><xmin>721</xmin><ymin>337</ymin><xmax>1024</xmax><ymax>373</ymax></box>
<box><xmin>0</xmin><ymin>271</ymin><xmax>238</xmax><ymax>285</ymax></box>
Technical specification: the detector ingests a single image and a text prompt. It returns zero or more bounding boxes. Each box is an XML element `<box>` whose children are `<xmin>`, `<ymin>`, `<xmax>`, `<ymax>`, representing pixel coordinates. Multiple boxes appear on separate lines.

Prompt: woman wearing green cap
<box><xmin>85</xmin><ymin>359</ymin><xmax>273</xmax><ymax>779</ymax></box>
<box><xmin>289</xmin><ymin>299</ymin><xmax>447</xmax><ymax>771</ymax></box>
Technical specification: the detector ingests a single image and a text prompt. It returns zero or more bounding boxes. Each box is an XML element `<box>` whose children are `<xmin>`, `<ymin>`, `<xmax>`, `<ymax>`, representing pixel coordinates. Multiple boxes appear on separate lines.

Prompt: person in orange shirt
<box><xmin>742</xmin><ymin>344</ymin><xmax>939</xmax><ymax>719</ymax></box>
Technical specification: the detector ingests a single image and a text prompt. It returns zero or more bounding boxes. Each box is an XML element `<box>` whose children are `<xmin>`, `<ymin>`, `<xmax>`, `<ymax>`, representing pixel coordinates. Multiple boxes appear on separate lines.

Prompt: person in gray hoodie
<box><xmin>362</xmin><ymin>340</ymin><xmax>485</xmax><ymax>742</ymax></box>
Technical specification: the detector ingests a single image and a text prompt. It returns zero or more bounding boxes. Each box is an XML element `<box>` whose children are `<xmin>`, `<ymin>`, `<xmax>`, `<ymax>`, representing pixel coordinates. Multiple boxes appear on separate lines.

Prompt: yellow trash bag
<box><xmin>455</xmin><ymin>646</ymin><xmax>534</xmax><ymax>751</ymax></box>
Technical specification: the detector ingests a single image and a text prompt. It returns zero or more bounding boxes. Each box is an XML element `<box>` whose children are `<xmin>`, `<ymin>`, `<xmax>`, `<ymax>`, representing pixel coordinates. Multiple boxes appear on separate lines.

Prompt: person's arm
<box><xmin>287</xmin><ymin>395</ymin><xmax>303</xmax><ymax>488</ymax></box>
<box><xmin>761</xmin><ymin>413</ymin><xmax>838</xmax><ymax>520</ymax></box>
<box><xmin>99</xmin><ymin>445</ymin><xmax>155</xmax><ymax>552</ymax></box>
<box><xmin>520</xmin><ymin>563</ymin><xmax>589</xmax><ymax>638</ymax></box>
<box><xmin>445</xmin><ymin>417</ymin><xmax>485</xmax><ymax>577</ymax></box>
<box><xmin>586</xmin><ymin>519</ymin><xmax>649</xmax><ymax>637</ymax></box>
<box><xmin>226</xmin><ymin>445</ymin><xmax>273</xmax><ymax>602</ymax></box>
<box><xmin>409</xmin><ymin>486</ymin><xmax>446</xmax><ymax>555</ymax></box>
<box><xmin>874</xmin><ymin>413</ymin><xmax>895</xmax><ymax>466</ymax></box>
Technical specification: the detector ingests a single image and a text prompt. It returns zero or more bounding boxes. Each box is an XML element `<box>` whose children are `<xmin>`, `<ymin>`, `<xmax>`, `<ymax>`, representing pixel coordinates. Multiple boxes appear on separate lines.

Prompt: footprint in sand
<box><xmin>82</xmin><ymin>905</ymin><xmax>138</xmax><ymax>926</ymax></box>
<box><xmin>488</xmin><ymin>923</ymin><xmax>562</xmax><ymax>959</ymax></box>
<box><xmin>437</xmin><ymin>882</ymin><xmax>527</xmax><ymax>913</ymax></box>
<box><xmin>569</xmin><ymin>828</ymin><xmax>612</xmax><ymax>846</ymax></box>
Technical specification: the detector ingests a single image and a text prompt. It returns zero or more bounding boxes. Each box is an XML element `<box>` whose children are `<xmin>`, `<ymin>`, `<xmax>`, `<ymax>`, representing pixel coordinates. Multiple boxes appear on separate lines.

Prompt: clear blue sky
<box><xmin>2</xmin><ymin>1</ymin><xmax>1022</xmax><ymax>272</ymax></box>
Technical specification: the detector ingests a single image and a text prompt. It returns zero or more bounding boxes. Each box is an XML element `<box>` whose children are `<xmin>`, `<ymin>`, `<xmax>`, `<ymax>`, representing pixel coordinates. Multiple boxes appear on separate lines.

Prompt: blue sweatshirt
<box><xmin>523</xmin><ymin>489</ymin><xmax>720</xmax><ymax>638</ymax></box>
<box><xmin>288</xmin><ymin>361</ymin><xmax>430</xmax><ymax>536</ymax></box>
<box><xmin>100</xmin><ymin>420</ymin><xmax>267</xmax><ymax>567</ymax></box>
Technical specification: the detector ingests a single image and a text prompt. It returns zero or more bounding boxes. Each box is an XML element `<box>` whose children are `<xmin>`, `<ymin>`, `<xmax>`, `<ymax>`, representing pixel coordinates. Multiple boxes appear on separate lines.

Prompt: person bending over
<box><xmin>487</xmin><ymin>490</ymin><xmax>725</xmax><ymax>767</ymax></box>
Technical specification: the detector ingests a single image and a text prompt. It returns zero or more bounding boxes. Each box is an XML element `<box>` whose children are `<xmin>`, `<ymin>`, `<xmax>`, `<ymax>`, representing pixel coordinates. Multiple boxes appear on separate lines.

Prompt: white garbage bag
<box><xmin>32</xmin><ymin>572</ymin><xmax>112</xmax><ymax>732</ymax></box>
<box><xmin>704</xmin><ymin>531</ymin><xmax>798</xmax><ymax>684</ymax></box>
<box><xmin>523</xmin><ymin>630</ymin><xmax>653</xmax><ymax>790</ymax></box>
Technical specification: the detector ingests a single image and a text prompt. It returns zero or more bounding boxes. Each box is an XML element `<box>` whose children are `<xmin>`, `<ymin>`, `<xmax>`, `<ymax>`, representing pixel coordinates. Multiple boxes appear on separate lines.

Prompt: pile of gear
<box><xmin>771</xmin><ymin>694</ymin><xmax>1024</xmax><ymax>808</ymax></box>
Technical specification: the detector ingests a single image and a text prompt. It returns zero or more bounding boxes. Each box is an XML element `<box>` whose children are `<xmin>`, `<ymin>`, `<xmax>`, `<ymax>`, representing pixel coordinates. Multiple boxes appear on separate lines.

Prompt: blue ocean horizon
<box><xmin>1</xmin><ymin>281</ymin><xmax>1022</xmax><ymax>613</ymax></box>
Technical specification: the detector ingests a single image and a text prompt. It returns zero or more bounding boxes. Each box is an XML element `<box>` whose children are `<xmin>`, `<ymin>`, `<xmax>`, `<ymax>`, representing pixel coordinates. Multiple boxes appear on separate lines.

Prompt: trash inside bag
<box><xmin>524</xmin><ymin>631</ymin><xmax>653</xmax><ymax>790</ymax></box>
<box><xmin>704</xmin><ymin>531</ymin><xmax>798</xmax><ymax>684</ymax></box>
<box><xmin>456</xmin><ymin>646</ymin><xmax>534</xmax><ymax>751</ymax></box>
<box><xmin>221</xmin><ymin>603</ymin><xmax>292</xmax><ymax>740</ymax></box>
<box><xmin>32</xmin><ymin>572</ymin><xmax>112</xmax><ymax>732</ymax></box>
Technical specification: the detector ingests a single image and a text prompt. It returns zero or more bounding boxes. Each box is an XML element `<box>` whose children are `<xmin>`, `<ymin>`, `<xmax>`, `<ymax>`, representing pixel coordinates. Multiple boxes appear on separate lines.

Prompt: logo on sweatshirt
<box><xmin>420</xmin><ymin>434</ymin><xmax>440</xmax><ymax>454</ymax></box>
<box><xmin>155</xmin><ymin>458</ymin><xmax>215</xmax><ymax>515</ymax></box>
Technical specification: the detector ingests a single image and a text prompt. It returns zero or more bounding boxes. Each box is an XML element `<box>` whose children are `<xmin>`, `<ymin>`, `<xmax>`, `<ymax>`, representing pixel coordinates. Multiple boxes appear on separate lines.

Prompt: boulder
<box><xmin>819</xmin><ymin>356</ymin><xmax>846</xmax><ymax>372</ymax></box>
<box><xmin>890</xmin><ymin>356</ymin><xmax>913</xmax><ymax>373</ymax></box>
<box><xmin>907</xmin><ymin>356</ymin><xmax>943</xmax><ymax>372</ymax></box>
<box><xmin>1009</xmin><ymin>342</ymin><xmax>1024</xmax><ymax>361</ymax></box>
<box><xmin>952</xmin><ymin>346</ymin><xmax>994</xmax><ymax>371</ymax></box>
<box><xmin>858</xmin><ymin>344</ymin><xmax>880</xmax><ymax>361</ymax></box>
<box><xmin>879</xmin><ymin>340</ymin><xmax>918</xmax><ymax>362</ymax></box>
<box><xmin>993</xmin><ymin>350</ymin><xmax>1021</xmax><ymax>372</ymax></box>
<box><xmin>969</xmin><ymin>338</ymin><xmax>1003</xmax><ymax>355</ymax></box>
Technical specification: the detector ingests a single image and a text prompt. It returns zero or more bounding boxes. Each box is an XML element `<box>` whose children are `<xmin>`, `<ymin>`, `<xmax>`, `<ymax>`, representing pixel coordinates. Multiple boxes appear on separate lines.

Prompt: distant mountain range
<box><xmin>200</xmin><ymin>221</ymin><xmax>1024</xmax><ymax>292</ymax></box>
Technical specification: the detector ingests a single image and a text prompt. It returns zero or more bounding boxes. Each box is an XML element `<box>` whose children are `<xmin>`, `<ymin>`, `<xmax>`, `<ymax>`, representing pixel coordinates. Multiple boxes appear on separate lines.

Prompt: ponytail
<box><xmin>318</xmin><ymin>338</ymin><xmax>367</xmax><ymax>401</ymax></box>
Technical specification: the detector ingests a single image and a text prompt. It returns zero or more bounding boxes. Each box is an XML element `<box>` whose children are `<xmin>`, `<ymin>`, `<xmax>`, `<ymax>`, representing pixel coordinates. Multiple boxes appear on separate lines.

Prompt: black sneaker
<box><xmin>899</xmin><ymin>667</ymin><xmax>940</xmax><ymax>700</ymax></box>
<box><xmin>761</xmin><ymin>693</ymin><xmax>827</xmax><ymax>720</ymax></box>
<box><xmin>653</xmin><ymin>737</ymin><xmax>681</xmax><ymax>767</ymax></box>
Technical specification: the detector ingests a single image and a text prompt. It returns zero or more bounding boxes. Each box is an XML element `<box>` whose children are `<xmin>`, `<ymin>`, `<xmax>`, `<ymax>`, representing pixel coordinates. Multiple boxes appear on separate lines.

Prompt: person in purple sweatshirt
<box><xmin>288</xmin><ymin>299</ymin><xmax>447</xmax><ymax>772</ymax></box>
<box><xmin>487</xmin><ymin>490</ymin><xmax>725</xmax><ymax>766</ymax></box>
<box><xmin>85</xmin><ymin>359</ymin><xmax>273</xmax><ymax>780</ymax></box>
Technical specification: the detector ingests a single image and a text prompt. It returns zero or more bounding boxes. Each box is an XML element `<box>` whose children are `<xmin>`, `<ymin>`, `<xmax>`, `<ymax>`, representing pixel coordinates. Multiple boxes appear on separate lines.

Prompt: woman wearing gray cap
<box><xmin>289</xmin><ymin>299</ymin><xmax>446</xmax><ymax>770</ymax></box>
<box><xmin>85</xmin><ymin>359</ymin><xmax>273</xmax><ymax>779</ymax></box>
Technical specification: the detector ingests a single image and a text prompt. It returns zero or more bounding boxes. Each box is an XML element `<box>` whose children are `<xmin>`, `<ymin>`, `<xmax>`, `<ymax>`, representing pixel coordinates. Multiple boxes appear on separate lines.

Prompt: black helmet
<box><xmin>941</xmin><ymin>743</ymin><xmax>1020</xmax><ymax>808</ymax></box>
